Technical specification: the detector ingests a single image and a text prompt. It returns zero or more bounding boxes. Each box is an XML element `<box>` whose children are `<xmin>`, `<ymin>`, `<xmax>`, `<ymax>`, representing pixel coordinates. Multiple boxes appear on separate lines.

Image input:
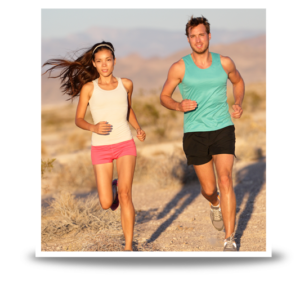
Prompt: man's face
<box><xmin>187</xmin><ymin>24</ymin><xmax>211</xmax><ymax>55</ymax></box>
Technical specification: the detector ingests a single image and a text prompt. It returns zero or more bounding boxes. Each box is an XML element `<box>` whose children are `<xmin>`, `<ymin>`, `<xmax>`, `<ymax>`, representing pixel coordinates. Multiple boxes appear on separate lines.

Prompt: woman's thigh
<box><xmin>116</xmin><ymin>155</ymin><xmax>136</xmax><ymax>197</ymax></box>
<box><xmin>93</xmin><ymin>163</ymin><xmax>114</xmax><ymax>202</ymax></box>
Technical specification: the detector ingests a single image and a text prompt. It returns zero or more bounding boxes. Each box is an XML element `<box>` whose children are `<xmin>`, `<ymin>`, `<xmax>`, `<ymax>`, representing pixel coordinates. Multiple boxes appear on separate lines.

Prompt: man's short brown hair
<box><xmin>185</xmin><ymin>16</ymin><xmax>210</xmax><ymax>37</ymax></box>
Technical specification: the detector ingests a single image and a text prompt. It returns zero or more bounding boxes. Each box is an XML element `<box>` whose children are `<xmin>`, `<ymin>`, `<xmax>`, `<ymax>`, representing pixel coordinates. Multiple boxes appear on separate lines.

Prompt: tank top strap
<box><xmin>182</xmin><ymin>54</ymin><xmax>193</xmax><ymax>66</ymax></box>
<box><xmin>211</xmin><ymin>52</ymin><xmax>221</xmax><ymax>66</ymax></box>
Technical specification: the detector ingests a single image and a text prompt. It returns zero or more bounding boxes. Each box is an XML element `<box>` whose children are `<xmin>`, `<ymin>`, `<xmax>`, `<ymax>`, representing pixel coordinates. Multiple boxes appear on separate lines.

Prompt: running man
<box><xmin>160</xmin><ymin>16</ymin><xmax>244</xmax><ymax>251</ymax></box>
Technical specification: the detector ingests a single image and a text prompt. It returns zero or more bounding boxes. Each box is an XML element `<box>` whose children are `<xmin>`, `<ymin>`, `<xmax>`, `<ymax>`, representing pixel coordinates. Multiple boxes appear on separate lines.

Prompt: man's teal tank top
<box><xmin>178</xmin><ymin>52</ymin><xmax>233</xmax><ymax>133</ymax></box>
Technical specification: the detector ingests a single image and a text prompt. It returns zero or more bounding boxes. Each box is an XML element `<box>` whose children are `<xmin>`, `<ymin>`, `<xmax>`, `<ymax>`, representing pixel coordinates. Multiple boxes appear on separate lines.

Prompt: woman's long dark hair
<box><xmin>42</xmin><ymin>41</ymin><xmax>115</xmax><ymax>100</ymax></box>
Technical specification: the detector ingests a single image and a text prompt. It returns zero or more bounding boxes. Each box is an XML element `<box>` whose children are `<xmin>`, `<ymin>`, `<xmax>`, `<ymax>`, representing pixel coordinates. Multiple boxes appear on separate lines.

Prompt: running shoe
<box><xmin>210</xmin><ymin>196</ymin><xmax>224</xmax><ymax>231</ymax></box>
<box><xmin>223</xmin><ymin>234</ymin><xmax>237</xmax><ymax>251</ymax></box>
<box><xmin>110</xmin><ymin>179</ymin><xmax>119</xmax><ymax>211</ymax></box>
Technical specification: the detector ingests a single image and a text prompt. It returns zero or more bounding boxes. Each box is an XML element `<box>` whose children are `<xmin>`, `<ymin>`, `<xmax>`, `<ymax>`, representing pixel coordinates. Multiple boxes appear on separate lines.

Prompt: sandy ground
<box><xmin>131</xmin><ymin>158</ymin><xmax>266</xmax><ymax>251</ymax></box>
<box><xmin>42</xmin><ymin>152</ymin><xmax>266</xmax><ymax>252</ymax></box>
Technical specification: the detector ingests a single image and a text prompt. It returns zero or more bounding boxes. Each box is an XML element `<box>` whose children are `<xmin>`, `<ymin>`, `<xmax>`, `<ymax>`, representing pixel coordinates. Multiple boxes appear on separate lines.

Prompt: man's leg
<box><xmin>212</xmin><ymin>154</ymin><xmax>236</xmax><ymax>239</ymax></box>
<box><xmin>193</xmin><ymin>159</ymin><xmax>219</xmax><ymax>206</ymax></box>
<box><xmin>193</xmin><ymin>159</ymin><xmax>225</xmax><ymax>232</ymax></box>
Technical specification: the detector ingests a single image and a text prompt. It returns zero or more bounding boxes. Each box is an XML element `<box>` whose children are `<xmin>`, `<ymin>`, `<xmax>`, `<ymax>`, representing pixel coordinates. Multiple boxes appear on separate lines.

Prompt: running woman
<box><xmin>43</xmin><ymin>41</ymin><xmax>146</xmax><ymax>251</ymax></box>
<box><xmin>160</xmin><ymin>16</ymin><xmax>244</xmax><ymax>251</ymax></box>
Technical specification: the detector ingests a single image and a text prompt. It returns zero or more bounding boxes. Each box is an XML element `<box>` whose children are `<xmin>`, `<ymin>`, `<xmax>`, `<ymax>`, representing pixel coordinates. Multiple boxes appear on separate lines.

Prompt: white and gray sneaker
<box><xmin>210</xmin><ymin>203</ymin><xmax>224</xmax><ymax>231</ymax></box>
<box><xmin>223</xmin><ymin>234</ymin><xmax>237</xmax><ymax>251</ymax></box>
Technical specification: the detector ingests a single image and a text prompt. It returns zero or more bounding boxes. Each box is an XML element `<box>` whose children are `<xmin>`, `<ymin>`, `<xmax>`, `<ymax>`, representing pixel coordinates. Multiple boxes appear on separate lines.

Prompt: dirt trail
<box><xmin>131</xmin><ymin>158</ymin><xmax>266</xmax><ymax>251</ymax></box>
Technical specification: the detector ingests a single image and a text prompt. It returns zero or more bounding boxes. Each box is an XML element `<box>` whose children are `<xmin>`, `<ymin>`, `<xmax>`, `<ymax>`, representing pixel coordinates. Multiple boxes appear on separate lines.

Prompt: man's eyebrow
<box><xmin>190</xmin><ymin>33</ymin><xmax>205</xmax><ymax>36</ymax></box>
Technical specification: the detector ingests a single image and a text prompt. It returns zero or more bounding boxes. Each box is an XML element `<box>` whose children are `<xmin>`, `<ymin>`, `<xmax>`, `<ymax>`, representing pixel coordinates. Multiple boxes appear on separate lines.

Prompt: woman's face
<box><xmin>92</xmin><ymin>49</ymin><xmax>115</xmax><ymax>77</ymax></box>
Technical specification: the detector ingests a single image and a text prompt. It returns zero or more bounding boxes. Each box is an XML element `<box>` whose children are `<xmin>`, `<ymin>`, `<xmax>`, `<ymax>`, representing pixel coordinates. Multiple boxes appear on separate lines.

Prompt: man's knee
<box><xmin>218</xmin><ymin>174</ymin><xmax>232</xmax><ymax>190</ymax></box>
<box><xmin>201</xmin><ymin>186</ymin><xmax>217</xmax><ymax>197</ymax></box>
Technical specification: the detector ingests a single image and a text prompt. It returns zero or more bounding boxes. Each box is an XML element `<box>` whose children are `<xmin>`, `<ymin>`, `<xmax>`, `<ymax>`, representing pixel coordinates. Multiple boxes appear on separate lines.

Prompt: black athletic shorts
<box><xmin>183</xmin><ymin>125</ymin><xmax>236</xmax><ymax>166</ymax></box>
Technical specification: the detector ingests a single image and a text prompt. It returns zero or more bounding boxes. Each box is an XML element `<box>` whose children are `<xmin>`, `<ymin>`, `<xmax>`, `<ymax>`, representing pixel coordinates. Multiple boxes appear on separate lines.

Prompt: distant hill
<box><xmin>42</xmin><ymin>26</ymin><xmax>264</xmax><ymax>64</ymax></box>
<box><xmin>41</xmin><ymin>34</ymin><xmax>265</xmax><ymax>106</ymax></box>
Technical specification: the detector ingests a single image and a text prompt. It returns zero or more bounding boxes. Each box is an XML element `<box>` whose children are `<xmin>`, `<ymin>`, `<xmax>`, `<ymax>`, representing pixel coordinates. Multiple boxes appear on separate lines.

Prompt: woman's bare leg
<box><xmin>93</xmin><ymin>163</ymin><xmax>114</xmax><ymax>209</ymax></box>
<box><xmin>116</xmin><ymin>155</ymin><xmax>136</xmax><ymax>251</ymax></box>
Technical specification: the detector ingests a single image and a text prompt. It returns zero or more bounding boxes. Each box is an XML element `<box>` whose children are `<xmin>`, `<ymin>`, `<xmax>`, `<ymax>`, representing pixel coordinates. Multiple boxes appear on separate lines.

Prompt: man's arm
<box><xmin>221</xmin><ymin>56</ymin><xmax>245</xmax><ymax>119</ymax></box>
<box><xmin>160</xmin><ymin>60</ymin><xmax>197</xmax><ymax>112</ymax></box>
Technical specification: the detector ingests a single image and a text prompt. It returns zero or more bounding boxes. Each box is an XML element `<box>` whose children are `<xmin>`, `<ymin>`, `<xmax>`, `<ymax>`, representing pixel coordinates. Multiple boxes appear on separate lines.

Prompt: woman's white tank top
<box><xmin>89</xmin><ymin>77</ymin><xmax>132</xmax><ymax>146</ymax></box>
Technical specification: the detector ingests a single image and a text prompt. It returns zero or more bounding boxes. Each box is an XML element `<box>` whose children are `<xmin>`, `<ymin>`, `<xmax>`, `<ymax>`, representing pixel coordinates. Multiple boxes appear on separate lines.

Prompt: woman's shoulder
<box><xmin>82</xmin><ymin>81</ymin><xmax>94</xmax><ymax>90</ymax></box>
<box><xmin>80</xmin><ymin>81</ymin><xmax>94</xmax><ymax>98</ymax></box>
<box><xmin>120</xmin><ymin>78</ymin><xmax>133</xmax><ymax>91</ymax></box>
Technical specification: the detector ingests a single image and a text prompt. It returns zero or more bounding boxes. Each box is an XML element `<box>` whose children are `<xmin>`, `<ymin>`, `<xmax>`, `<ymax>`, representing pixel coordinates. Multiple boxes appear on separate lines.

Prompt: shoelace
<box><xmin>224</xmin><ymin>235</ymin><xmax>236</xmax><ymax>249</ymax></box>
<box><xmin>212</xmin><ymin>207</ymin><xmax>222</xmax><ymax>220</ymax></box>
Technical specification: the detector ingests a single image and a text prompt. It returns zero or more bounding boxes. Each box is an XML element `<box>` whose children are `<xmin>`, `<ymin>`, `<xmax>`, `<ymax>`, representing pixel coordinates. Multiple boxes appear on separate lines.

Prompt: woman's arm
<box><xmin>75</xmin><ymin>82</ymin><xmax>112</xmax><ymax>135</ymax></box>
<box><xmin>122</xmin><ymin>78</ymin><xmax>146</xmax><ymax>142</ymax></box>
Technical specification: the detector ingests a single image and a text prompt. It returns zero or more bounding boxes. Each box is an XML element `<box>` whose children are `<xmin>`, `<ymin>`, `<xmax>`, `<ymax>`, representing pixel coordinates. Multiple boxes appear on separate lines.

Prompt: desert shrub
<box><xmin>152</xmin><ymin>154</ymin><xmax>198</xmax><ymax>188</ymax></box>
<box><xmin>144</xmin><ymin>103</ymin><xmax>159</xmax><ymax>120</ymax></box>
<box><xmin>42</xmin><ymin>104</ymin><xmax>93</xmax><ymax>134</ymax></box>
<box><xmin>67</xmin><ymin>132</ymin><xmax>90</xmax><ymax>152</ymax></box>
<box><xmin>52</xmin><ymin>155</ymin><xmax>96</xmax><ymax>191</ymax></box>
<box><xmin>133</xmin><ymin>155</ymin><xmax>152</xmax><ymax>182</ymax></box>
<box><xmin>132</xmin><ymin>99</ymin><xmax>161</xmax><ymax>127</ymax></box>
<box><xmin>42</xmin><ymin>192</ymin><xmax>121</xmax><ymax>242</ymax></box>
<box><xmin>154</xmin><ymin>126</ymin><xmax>166</xmax><ymax>138</ymax></box>
<box><xmin>41</xmin><ymin>158</ymin><xmax>56</xmax><ymax>177</ymax></box>
<box><xmin>227</xmin><ymin>88</ymin><xmax>266</xmax><ymax>112</ymax></box>
<box><xmin>168</xmin><ymin>110</ymin><xmax>177</xmax><ymax>119</ymax></box>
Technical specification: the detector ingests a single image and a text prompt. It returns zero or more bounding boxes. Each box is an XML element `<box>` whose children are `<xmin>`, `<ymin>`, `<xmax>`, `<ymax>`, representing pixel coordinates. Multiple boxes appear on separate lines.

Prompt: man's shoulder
<box><xmin>219</xmin><ymin>54</ymin><xmax>236</xmax><ymax>73</ymax></box>
<box><xmin>170</xmin><ymin>57</ymin><xmax>186</xmax><ymax>70</ymax></box>
<box><xmin>219</xmin><ymin>54</ymin><xmax>234</xmax><ymax>64</ymax></box>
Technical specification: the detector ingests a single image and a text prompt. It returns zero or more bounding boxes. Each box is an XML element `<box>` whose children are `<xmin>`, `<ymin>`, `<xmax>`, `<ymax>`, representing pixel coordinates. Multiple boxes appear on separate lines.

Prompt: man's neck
<box><xmin>191</xmin><ymin>50</ymin><xmax>212</xmax><ymax>68</ymax></box>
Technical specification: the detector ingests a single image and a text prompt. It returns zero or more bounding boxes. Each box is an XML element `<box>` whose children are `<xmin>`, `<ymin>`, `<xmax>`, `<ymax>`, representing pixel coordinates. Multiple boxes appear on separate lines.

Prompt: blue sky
<box><xmin>42</xmin><ymin>9</ymin><xmax>266</xmax><ymax>39</ymax></box>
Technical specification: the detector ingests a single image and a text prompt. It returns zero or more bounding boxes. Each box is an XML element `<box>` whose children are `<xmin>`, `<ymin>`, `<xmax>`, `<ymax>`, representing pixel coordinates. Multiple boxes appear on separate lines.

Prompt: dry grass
<box><xmin>41</xmin><ymin>158</ymin><xmax>56</xmax><ymax>177</ymax></box>
<box><xmin>52</xmin><ymin>154</ymin><xmax>95</xmax><ymax>191</ymax></box>
<box><xmin>42</xmin><ymin>192</ymin><xmax>121</xmax><ymax>243</ymax></box>
<box><xmin>132</xmin><ymin>147</ymin><xmax>198</xmax><ymax>188</ymax></box>
<box><xmin>42</xmin><ymin>103</ymin><xmax>93</xmax><ymax>134</ymax></box>
<box><xmin>227</xmin><ymin>83</ymin><xmax>266</xmax><ymax>112</ymax></box>
<box><xmin>41</xmin><ymin>191</ymin><xmax>161</xmax><ymax>251</ymax></box>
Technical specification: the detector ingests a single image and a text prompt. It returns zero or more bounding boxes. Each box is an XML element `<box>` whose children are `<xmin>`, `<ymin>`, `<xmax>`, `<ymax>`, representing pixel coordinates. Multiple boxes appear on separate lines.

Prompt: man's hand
<box><xmin>177</xmin><ymin>99</ymin><xmax>197</xmax><ymax>112</ymax></box>
<box><xmin>136</xmin><ymin>128</ymin><xmax>146</xmax><ymax>142</ymax></box>
<box><xmin>231</xmin><ymin>104</ymin><xmax>243</xmax><ymax>119</ymax></box>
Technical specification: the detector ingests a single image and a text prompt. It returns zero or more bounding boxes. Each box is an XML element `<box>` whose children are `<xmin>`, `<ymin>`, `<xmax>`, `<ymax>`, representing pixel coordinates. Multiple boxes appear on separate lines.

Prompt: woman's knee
<box><xmin>118</xmin><ymin>189</ymin><xmax>131</xmax><ymax>205</ymax></box>
<box><xmin>99</xmin><ymin>199</ymin><xmax>112</xmax><ymax>210</ymax></box>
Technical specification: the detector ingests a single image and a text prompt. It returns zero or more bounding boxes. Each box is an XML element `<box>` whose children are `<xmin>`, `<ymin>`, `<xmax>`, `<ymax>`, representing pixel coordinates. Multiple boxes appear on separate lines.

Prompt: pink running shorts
<box><xmin>91</xmin><ymin>139</ymin><xmax>137</xmax><ymax>165</ymax></box>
